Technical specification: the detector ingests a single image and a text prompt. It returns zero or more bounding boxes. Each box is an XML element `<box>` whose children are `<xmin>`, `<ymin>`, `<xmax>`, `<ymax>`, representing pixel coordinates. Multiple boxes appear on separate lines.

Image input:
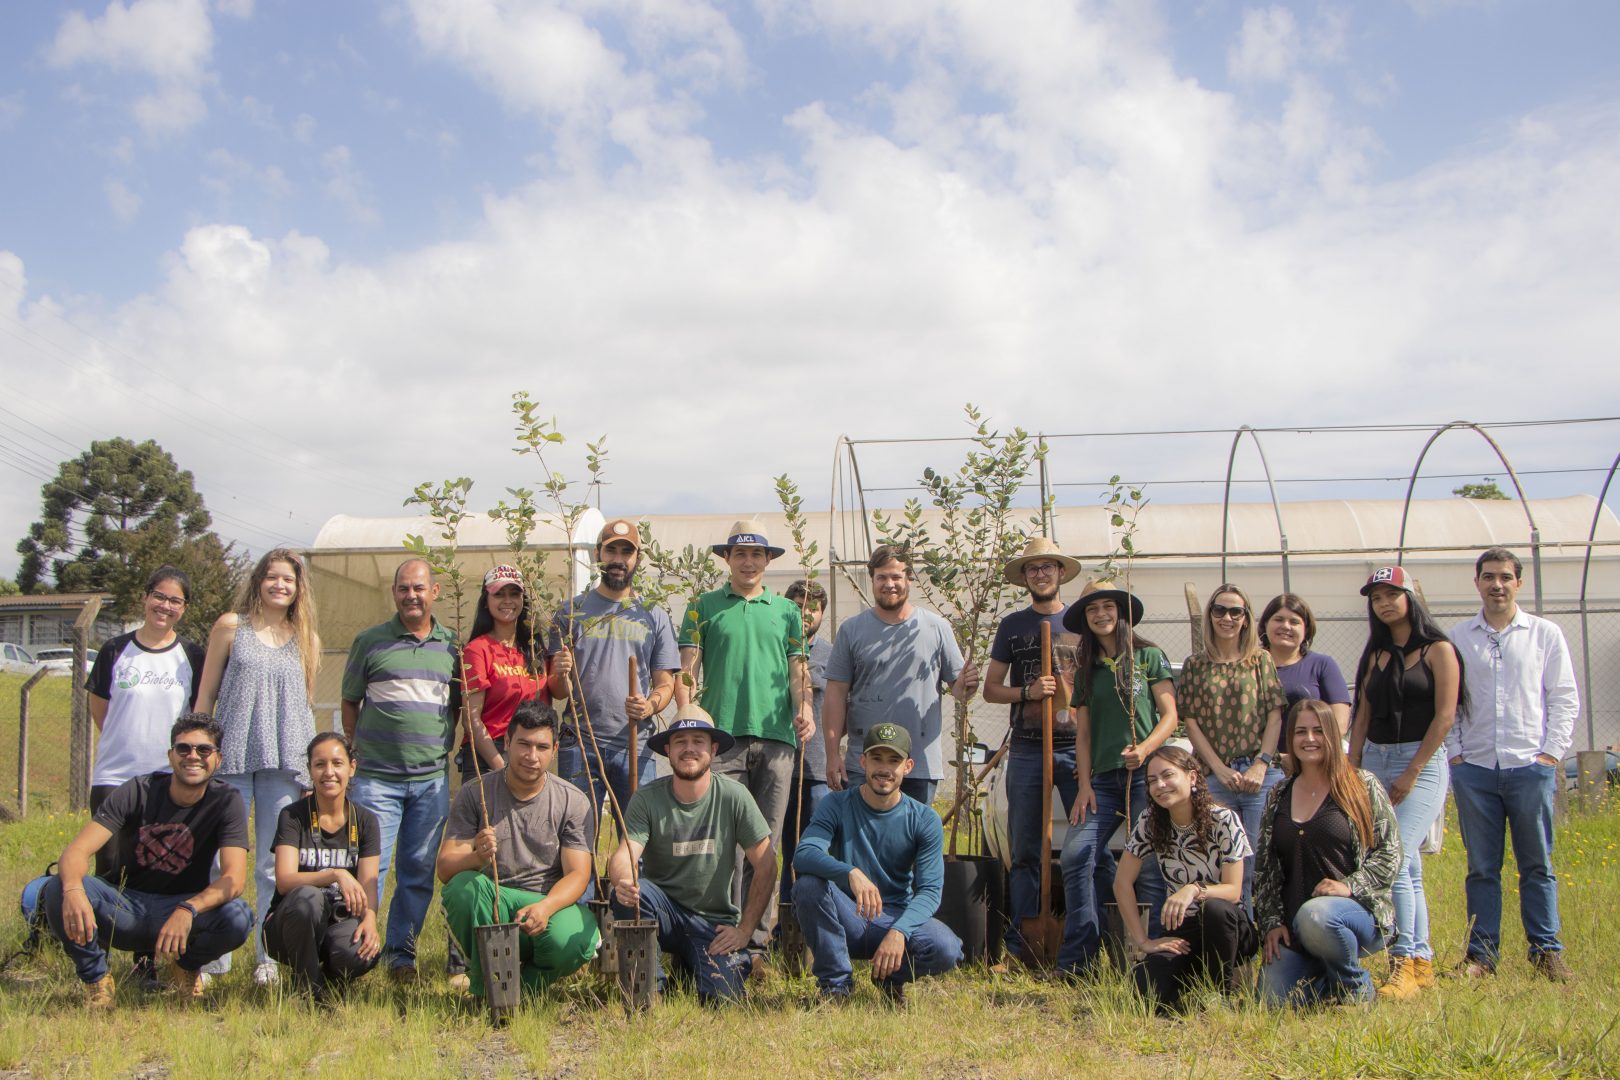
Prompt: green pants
<box><xmin>442</xmin><ymin>871</ymin><xmax>599</xmax><ymax>996</ymax></box>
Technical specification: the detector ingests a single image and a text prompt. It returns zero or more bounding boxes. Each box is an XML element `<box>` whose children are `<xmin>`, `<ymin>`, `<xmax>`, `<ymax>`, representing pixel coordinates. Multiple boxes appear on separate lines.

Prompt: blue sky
<box><xmin>2</xmin><ymin>1</ymin><xmax>1619</xmax><ymax>573</ymax></box>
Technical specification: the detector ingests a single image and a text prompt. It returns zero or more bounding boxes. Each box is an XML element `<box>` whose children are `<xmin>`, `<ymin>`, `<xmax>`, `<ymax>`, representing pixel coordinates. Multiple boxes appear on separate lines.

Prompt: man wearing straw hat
<box><xmin>548</xmin><ymin>518</ymin><xmax>680</xmax><ymax>835</ymax></box>
<box><xmin>983</xmin><ymin>536</ymin><xmax>1083</xmax><ymax>964</ymax></box>
<box><xmin>607</xmin><ymin>705</ymin><xmax>775</xmax><ymax>1003</ymax></box>
<box><xmin>676</xmin><ymin>519</ymin><xmax>813</xmax><ymax>947</ymax></box>
<box><xmin>438</xmin><ymin>700</ymin><xmax>599</xmax><ymax>998</ymax></box>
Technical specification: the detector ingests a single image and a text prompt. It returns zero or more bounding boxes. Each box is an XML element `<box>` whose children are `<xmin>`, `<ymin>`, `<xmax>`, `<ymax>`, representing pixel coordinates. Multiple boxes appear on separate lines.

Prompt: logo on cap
<box><xmin>1371</xmin><ymin>567</ymin><xmax>1395</xmax><ymax>583</ymax></box>
<box><xmin>875</xmin><ymin>723</ymin><xmax>901</xmax><ymax>742</ymax></box>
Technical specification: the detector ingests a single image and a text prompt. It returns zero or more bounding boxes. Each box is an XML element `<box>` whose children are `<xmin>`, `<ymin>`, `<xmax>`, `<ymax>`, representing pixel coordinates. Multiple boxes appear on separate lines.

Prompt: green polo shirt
<box><xmin>342</xmin><ymin>614</ymin><xmax>460</xmax><ymax>780</ymax></box>
<box><xmin>679</xmin><ymin>585</ymin><xmax>806</xmax><ymax>746</ymax></box>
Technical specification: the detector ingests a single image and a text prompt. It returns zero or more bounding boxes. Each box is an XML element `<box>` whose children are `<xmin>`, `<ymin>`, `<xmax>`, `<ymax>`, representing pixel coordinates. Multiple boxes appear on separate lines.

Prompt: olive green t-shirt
<box><xmin>623</xmin><ymin>774</ymin><xmax>770</xmax><ymax>925</ymax></box>
<box><xmin>1071</xmin><ymin>646</ymin><xmax>1174</xmax><ymax>774</ymax></box>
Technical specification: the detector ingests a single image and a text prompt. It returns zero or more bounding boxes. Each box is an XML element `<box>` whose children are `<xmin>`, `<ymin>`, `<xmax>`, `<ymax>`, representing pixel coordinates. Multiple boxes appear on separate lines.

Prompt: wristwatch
<box><xmin>1257</xmin><ymin>752</ymin><xmax>1275</xmax><ymax>767</ymax></box>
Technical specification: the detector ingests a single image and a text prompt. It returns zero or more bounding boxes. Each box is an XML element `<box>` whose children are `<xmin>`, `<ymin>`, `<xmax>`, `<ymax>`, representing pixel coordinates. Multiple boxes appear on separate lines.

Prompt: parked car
<box><xmin>0</xmin><ymin>642</ymin><xmax>39</xmax><ymax>675</ymax></box>
<box><xmin>33</xmin><ymin>646</ymin><xmax>90</xmax><ymax>676</ymax></box>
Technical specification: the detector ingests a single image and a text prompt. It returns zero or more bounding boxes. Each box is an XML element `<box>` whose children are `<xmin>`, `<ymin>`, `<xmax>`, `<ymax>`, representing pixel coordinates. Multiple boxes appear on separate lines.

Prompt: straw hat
<box><xmin>1003</xmin><ymin>536</ymin><xmax>1081</xmax><ymax>586</ymax></box>
<box><xmin>710</xmin><ymin>519</ymin><xmax>785</xmax><ymax>559</ymax></box>
<box><xmin>1061</xmin><ymin>578</ymin><xmax>1145</xmax><ymax>633</ymax></box>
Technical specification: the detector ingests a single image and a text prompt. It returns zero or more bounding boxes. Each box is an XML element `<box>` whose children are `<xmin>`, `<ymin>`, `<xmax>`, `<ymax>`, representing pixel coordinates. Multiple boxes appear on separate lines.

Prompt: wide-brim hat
<box><xmin>1061</xmin><ymin>579</ymin><xmax>1145</xmax><ymax>633</ymax></box>
<box><xmin>646</xmin><ymin>704</ymin><xmax>736</xmax><ymax>757</ymax></box>
<box><xmin>1360</xmin><ymin>565</ymin><xmax>1416</xmax><ymax>597</ymax></box>
<box><xmin>1003</xmin><ymin>536</ymin><xmax>1081</xmax><ymax>586</ymax></box>
<box><xmin>710</xmin><ymin>519</ymin><xmax>785</xmax><ymax>559</ymax></box>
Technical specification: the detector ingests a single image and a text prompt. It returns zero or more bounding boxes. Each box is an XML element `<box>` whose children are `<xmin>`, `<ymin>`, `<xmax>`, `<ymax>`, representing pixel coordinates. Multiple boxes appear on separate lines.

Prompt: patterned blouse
<box><xmin>1252</xmin><ymin>769</ymin><xmax>1402</xmax><ymax>938</ymax></box>
<box><xmin>1178</xmin><ymin>651</ymin><xmax>1287</xmax><ymax>764</ymax></box>
<box><xmin>1125</xmin><ymin>803</ymin><xmax>1251</xmax><ymax>896</ymax></box>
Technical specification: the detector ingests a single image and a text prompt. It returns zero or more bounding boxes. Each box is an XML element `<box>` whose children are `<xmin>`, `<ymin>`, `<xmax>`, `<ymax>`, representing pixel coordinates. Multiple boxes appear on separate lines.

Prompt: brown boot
<box><xmin>1376</xmin><ymin>956</ymin><xmax>1421</xmax><ymax>1000</ymax></box>
<box><xmin>83</xmin><ymin>973</ymin><xmax>117</xmax><ymax>1010</ymax></box>
<box><xmin>1410</xmin><ymin>956</ymin><xmax>1436</xmax><ymax>989</ymax></box>
<box><xmin>165</xmin><ymin>963</ymin><xmax>206</xmax><ymax>1001</ymax></box>
<box><xmin>1532</xmin><ymin>951</ymin><xmax>1573</xmax><ymax>983</ymax></box>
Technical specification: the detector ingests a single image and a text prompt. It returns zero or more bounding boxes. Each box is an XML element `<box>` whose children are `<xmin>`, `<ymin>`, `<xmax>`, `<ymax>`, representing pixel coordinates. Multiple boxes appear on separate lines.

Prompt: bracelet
<box><xmin>63</xmin><ymin>885</ymin><xmax>85</xmax><ymax>894</ymax></box>
<box><xmin>179</xmin><ymin>901</ymin><xmax>199</xmax><ymax>918</ymax></box>
<box><xmin>1020</xmin><ymin>684</ymin><xmax>1029</xmax><ymax>702</ymax></box>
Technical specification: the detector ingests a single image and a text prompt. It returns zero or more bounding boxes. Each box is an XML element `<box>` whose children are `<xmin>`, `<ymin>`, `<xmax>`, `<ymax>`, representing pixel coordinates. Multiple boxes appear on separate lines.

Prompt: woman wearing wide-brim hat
<box><xmin>1054</xmin><ymin>580</ymin><xmax>1178</xmax><ymax>974</ymax></box>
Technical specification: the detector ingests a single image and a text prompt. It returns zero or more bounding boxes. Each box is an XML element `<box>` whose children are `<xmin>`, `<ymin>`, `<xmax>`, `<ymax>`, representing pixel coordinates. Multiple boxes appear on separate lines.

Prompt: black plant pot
<box><xmin>935</xmin><ymin>855</ymin><xmax>1006</xmax><ymax>964</ymax></box>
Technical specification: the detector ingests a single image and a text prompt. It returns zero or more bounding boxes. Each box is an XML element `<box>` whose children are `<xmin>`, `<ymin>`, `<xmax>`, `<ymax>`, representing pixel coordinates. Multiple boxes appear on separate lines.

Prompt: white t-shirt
<box><xmin>88</xmin><ymin>631</ymin><xmax>206</xmax><ymax>787</ymax></box>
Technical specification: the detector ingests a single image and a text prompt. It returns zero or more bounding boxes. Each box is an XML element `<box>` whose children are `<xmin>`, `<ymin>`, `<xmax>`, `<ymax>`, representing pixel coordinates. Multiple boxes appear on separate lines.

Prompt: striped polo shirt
<box><xmin>342</xmin><ymin>614</ymin><xmax>460</xmax><ymax>780</ymax></box>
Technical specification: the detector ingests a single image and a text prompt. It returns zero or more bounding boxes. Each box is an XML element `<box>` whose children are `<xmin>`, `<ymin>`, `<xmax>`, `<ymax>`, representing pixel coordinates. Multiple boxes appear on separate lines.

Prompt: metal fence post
<box><xmin>18</xmin><ymin>667</ymin><xmax>47</xmax><ymax>817</ymax></box>
<box><xmin>68</xmin><ymin>597</ymin><xmax>102</xmax><ymax>812</ymax></box>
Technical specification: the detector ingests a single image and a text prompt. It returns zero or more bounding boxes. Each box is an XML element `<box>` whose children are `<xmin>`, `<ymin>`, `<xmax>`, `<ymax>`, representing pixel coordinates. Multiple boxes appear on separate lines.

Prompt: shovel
<box><xmin>1018</xmin><ymin>621</ymin><xmax>1063</xmax><ymax>966</ymax></box>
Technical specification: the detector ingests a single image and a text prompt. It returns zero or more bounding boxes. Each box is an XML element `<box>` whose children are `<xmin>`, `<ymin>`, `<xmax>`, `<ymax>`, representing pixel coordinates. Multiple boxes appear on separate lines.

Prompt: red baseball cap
<box><xmin>1360</xmin><ymin>566</ymin><xmax>1416</xmax><ymax>596</ymax></box>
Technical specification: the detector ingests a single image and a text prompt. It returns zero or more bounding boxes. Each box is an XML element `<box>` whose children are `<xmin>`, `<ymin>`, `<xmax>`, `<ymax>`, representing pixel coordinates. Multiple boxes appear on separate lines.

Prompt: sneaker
<box><xmin>447</xmin><ymin>973</ymin><xmax>472</xmax><ymax>994</ymax></box>
<box><xmin>252</xmin><ymin>962</ymin><xmax>281</xmax><ymax>988</ymax></box>
<box><xmin>83</xmin><ymin>973</ymin><xmax>116</xmax><ymax>1010</ymax></box>
<box><xmin>165</xmin><ymin>964</ymin><xmax>207</xmax><ymax>1001</ymax></box>
<box><xmin>816</xmin><ymin>986</ymin><xmax>853</xmax><ymax>1006</ymax></box>
<box><xmin>1376</xmin><ymin>956</ymin><xmax>1421</xmax><ymax>1001</ymax></box>
<box><xmin>1532</xmin><ymin>951</ymin><xmax>1573</xmax><ymax>983</ymax></box>
<box><xmin>1410</xmin><ymin>956</ymin><xmax>1435</xmax><ymax>989</ymax></box>
<box><xmin>390</xmin><ymin>964</ymin><xmax>419</xmax><ymax>986</ymax></box>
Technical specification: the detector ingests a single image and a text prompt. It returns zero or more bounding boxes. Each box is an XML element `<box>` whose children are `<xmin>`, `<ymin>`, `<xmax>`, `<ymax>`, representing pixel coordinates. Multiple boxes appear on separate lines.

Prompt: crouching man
<box><xmin>792</xmin><ymin>723</ymin><xmax>962</xmax><ymax>1003</ymax></box>
<box><xmin>437</xmin><ymin>701</ymin><xmax>599</xmax><ymax>998</ymax></box>
<box><xmin>608</xmin><ymin>706</ymin><xmax>775</xmax><ymax>1003</ymax></box>
<box><xmin>44</xmin><ymin>712</ymin><xmax>254</xmax><ymax>1007</ymax></box>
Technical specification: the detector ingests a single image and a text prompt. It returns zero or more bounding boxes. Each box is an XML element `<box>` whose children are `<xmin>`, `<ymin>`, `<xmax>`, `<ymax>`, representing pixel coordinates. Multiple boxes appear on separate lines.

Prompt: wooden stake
<box><xmin>628</xmin><ymin>656</ymin><xmax>640</xmax><ymax>796</ymax></box>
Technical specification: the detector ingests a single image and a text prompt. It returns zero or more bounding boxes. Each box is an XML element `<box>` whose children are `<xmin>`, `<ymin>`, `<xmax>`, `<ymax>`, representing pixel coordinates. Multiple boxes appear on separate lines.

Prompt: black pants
<box><xmin>1132</xmin><ymin>897</ymin><xmax>1258</xmax><ymax>1011</ymax></box>
<box><xmin>262</xmin><ymin>886</ymin><xmax>379</xmax><ymax>1000</ymax></box>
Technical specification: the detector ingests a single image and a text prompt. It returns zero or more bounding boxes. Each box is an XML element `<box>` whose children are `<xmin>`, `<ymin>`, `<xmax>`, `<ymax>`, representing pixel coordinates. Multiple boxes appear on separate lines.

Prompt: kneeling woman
<box><xmin>263</xmin><ymin>733</ymin><xmax>382</xmax><ymax>1001</ymax></box>
<box><xmin>1115</xmin><ymin>746</ymin><xmax>1257</xmax><ymax>1011</ymax></box>
<box><xmin>1256</xmin><ymin>700</ymin><xmax>1401</xmax><ymax>1006</ymax></box>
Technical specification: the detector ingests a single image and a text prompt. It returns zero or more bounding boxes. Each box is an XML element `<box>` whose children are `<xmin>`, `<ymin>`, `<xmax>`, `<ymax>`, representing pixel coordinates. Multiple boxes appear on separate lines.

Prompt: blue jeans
<box><xmin>219</xmin><ymin>769</ymin><xmax>304</xmax><ymax>967</ymax></box>
<box><xmin>612</xmin><ymin>878</ymin><xmax>753</xmax><ymax>1001</ymax></box>
<box><xmin>779</xmin><ymin>774</ymin><xmax>830</xmax><ymax>906</ymax></box>
<box><xmin>1057</xmin><ymin>766</ymin><xmax>1164</xmax><ymax>972</ymax></box>
<box><xmin>349</xmin><ymin>772</ymin><xmax>449</xmax><ymax>969</ymax></box>
<box><xmin>1450</xmin><ymin>760</ymin><xmax>1563</xmax><ymax>962</ymax></box>
<box><xmin>1260</xmin><ymin>896</ymin><xmax>1382</xmax><ymax>1005</ymax></box>
<box><xmin>1203</xmin><ymin>757</ymin><xmax>1284</xmax><ymax>912</ymax></box>
<box><xmin>843</xmin><ymin>767</ymin><xmax>937</xmax><ymax>806</ymax></box>
<box><xmin>791</xmin><ymin>875</ymin><xmax>962</xmax><ymax>992</ymax></box>
<box><xmin>42</xmin><ymin>875</ymin><xmax>253</xmax><ymax>983</ymax></box>
<box><xmin>1004</xmin><ymin>739</ymin><xmax>1079</xmax><ymax>958</ymax></box>
<box><xmin>1362</xmin><ymin>741</ymin><xmax>1448</xmax><ymax>959</ymax></box>
<box><xmin>557</xmin><ymin>733</ymin><xmax>656</xmax><ymax>842</ymax></box>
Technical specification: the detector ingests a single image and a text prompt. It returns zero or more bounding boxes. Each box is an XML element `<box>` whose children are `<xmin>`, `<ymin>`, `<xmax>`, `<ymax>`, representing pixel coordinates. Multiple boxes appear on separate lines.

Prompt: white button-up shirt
<box><xmin>1448</xmin><ymin>606</ymin><xmax>1579</xmax><ymax>768</ymax></box>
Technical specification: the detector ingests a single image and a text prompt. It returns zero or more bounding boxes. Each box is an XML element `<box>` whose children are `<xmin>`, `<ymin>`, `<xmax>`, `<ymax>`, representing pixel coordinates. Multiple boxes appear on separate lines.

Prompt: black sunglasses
<box><xmin>172</xmin><ymin>741</ymin><xmax>218</xmax><ymax>758</ymax></box>
<box><xmin>1210</xmin><ymin>603</ymin><xmax>1248</xmax><ymax>620</ymax></box>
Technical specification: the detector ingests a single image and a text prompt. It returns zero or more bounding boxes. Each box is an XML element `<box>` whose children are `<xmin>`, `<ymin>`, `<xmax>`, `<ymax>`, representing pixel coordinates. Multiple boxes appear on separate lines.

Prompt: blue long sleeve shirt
<box><xmin>791</xmin><ymin>787</ymin><xmax>944</xmax><ymax>939</ymax></box>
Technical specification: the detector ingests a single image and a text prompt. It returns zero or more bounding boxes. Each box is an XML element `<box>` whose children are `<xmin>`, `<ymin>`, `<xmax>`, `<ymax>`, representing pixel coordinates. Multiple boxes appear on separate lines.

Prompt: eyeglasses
<box><xmin>1486</xmin><ymin>632</ymin><xmax>1503</xmax><ymax>661</ymax></box>
<box><xmin>148</xmin><ymin>591</ymin><xmax>187</xmax><ymax>609</ymax></box>
<box><xmin>1024</xmin><ymin>562</ymin><xmax>1061</xmax><ymax>576</ymax></box>
<box><xmin>172</xmin><ymin>742</ymin><xmax>218</xmax><ymax>758</ymax></box>
<box><xmin>1210</xmin><ymin>604</ymin><xmax>1247</xmax><ymax>621</ymax></box>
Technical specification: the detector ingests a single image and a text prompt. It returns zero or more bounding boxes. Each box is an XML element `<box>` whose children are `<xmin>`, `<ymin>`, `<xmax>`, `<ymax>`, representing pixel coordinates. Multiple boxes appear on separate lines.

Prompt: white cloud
<box><xmin>104</xmin><ymin>176</ymin><xmax>143</xmax><ymax>220</ymax></box>
<box><xmin>131</xmin><ymin>83</ymin><xmax>208</xmax><ymax>137</ymax></box>
<box><xmin>0</xmin><ymin>92</ymin><xmax>22</xmax><ymax>130</ymax></box>
<box><xmin>1228</xmin><ymin>6</ymin><xmax>1299</xmax><ymax>83</ymax></box>
<box><xmin>321</xmin><ymin>145</ymin><xmax>379</xmax><ymax>224</ymax></box>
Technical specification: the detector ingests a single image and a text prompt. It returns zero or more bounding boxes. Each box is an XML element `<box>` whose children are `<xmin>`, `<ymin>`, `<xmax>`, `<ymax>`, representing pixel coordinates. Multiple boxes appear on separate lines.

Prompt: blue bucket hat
<box><xmin>647</xmin><ymin>704</ymin><xmax>736</xmax><ymax>757</ymax></box>
<box><xmin>710</xmin><ymin>519</ymin><xmax>785</xmax><ymax>560</ymax></box>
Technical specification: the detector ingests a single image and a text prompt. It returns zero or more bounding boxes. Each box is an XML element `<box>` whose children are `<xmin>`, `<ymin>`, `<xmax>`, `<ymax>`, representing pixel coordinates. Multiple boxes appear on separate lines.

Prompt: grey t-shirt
<box><xmin>446</xmin><ymin>771</ymin><xmax>592</xmax><ymax>895</ymax></box>
<box><xmin>826</xmin><ymin>608</ymin><xmax>964</xmax><ymax>781</ymax></box>
<box><xmin>549</xmin><ymin>589</ymin><xmax>680</xmax><ymax>747</ymax></box>
<box><xmin>802</xmin><ymin>634</ymin><xmax>833</xmax><ymax>782</ymax></box>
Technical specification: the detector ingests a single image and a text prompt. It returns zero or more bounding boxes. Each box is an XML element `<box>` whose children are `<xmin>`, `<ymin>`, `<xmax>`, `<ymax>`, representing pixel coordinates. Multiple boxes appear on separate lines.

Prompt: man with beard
<box><xmin>549</xmin><ymin>519</ymin><xmax>680</xmax><ymax>835</ymax></box>
<box><xmin>824</xmin><ymin>546</ymin><xmax>979</xmax><ymax>805</ymax></box>
<box><xmin>343</xmin><ymin>557</ymin><xmax>460</xmax><ymax>983</ymax></box>
<box><xmin>793</xmin><ymin>723</ymin><xmax>963</xmax><ymax>1003</ymax></box>
<box><xmin>982</xmin><ymin>537</ymin><xmax>1083</xmax><ymax>963</ymax></box>
<box><xmin>438</xmin><ymin>700</ymin><xmax>599</xmax><ymax>997</ymax></box>
<box><xmin>608</xmin><ymin>706</ymin><xmax>775</xmax><ymax>1003</ymax></box>
<box><xmin>44</xmin><ymin>712</ymin><xmax>254</xmax><ymax>1007</ymax></box>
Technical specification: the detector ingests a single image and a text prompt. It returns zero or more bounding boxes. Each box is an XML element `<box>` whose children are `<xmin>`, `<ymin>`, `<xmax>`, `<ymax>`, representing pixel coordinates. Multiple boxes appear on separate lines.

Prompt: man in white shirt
<box><xmin>1447</xmin><ymin>547</ymin><xmax>1578</xmax><ymax>981</ymax></box>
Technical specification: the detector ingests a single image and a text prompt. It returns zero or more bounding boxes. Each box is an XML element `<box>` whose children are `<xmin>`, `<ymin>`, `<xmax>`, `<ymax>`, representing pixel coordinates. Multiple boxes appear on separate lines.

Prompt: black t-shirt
<box><xmin>1270</xmin><ymin>780</ymin><xmax>1359</xmax><ymax>931</ymax></box>
<box><xmin>91</xmin><ymin>772</ymin><xmax>250</xmax><ymax>896</ymax></box>
<box><xmin>989</xmin><ymin>605</ymin><xmax>1079</xmax><ymax>744</ymax></box>
<box><xmin>267</xmin><ymin>797</ymin><xmax>382</xmax><ymax>917</ymax></box>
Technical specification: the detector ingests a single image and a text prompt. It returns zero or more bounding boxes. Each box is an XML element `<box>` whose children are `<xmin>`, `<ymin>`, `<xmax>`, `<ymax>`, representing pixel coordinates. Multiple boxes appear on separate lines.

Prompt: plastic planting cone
<box><xmin>615</xmin><ymin>919</ymin><xmax>660</xmax><ymax>1013</ymax></box>
<box><xmin>475</xmin><ymin>922</ymin><xmax>523</xmax><ymax>1027</ymax></box>
<box><xmin>777</xmin><ymin>900</ymin><xmax>808</xmax><ymax>978</ymax></box>
<box><xmin>589</xmin><ymin>895</ymin><xmax>619</xmax><ymax>977</ymax></box>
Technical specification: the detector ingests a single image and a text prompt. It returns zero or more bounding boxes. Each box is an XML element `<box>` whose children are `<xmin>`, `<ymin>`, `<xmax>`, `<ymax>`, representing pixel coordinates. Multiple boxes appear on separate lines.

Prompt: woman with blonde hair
<box><xmin>1179</xmin><ymin>583</ymin><xmax>1287</xmax><ymax>908</ymax></box>
<box><xmin>195</xmin><ymin>547</ymin><xmax>321</xmax><ymax>985</ymax></box>
<box><xmin>1256</xmin><ymin>699</ymin><xmax>1401</xmax><ymax>1006</ymax></box>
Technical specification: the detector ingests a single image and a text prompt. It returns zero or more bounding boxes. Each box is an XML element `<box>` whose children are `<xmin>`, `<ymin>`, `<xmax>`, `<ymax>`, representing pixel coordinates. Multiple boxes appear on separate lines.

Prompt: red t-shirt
<box><xmin>462</xmin><ymin>635</ymin><xmax>545</xmax><ymax>742</ymax></box>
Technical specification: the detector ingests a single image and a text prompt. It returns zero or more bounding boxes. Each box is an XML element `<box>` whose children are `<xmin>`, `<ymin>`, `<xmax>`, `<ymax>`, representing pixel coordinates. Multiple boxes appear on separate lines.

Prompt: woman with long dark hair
<box><xmin>1114</xmin><ymin>745</ymin><xmax>1257</xmax><ymax>1011</ymax></box>
<box><xmin>1179</xmin><ymin>583</ymin><xmax>1288</xmax><ymax>909</ymax></box>
<box><xmin>456</xmin><ymin>565</ymin><xmax>546</xmax><ymax>783</ymax></box>
<box><xmin>262</xmin><ymin>732</ymin><xmax>382</xmax><ymax>1003</ymax></box>
<box><xmin>1347</xmin><ymin>566</ymin><xmax>1464</xmax><ymax>999</ymax></box>
<box><xmin>194</xmin><ymin>547</ymin><xmax>321</xmax><ymax>985</ymax></box>
<box><xmin>1257</xmin><ymin>700</ymin><xmax>1401</xmax><ymax>1006</ymax></box>
<box><xmin>1055</xmin><ymin>581</ymin><xmax>1178</xmax><ymax>975</ymax></box>
<box><xmin>1259</xmin><ymin>592</ymin><xmax>1351</xmax><ymax>738</ymax></box>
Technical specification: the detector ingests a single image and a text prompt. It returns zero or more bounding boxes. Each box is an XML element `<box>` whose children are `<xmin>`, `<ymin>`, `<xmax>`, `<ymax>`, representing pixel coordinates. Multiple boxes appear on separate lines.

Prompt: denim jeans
<box><xmin>218</xmin><ymin>768</ymin><xmax>304</xmax><ymax>967</ymax></box>
<box><xmin>791</xmin><ymin>875</ymin><xmax>963</xmax><ymax>992</ymax></box>
<box><xmin>1004</xmin><ymin>739</ymin><xmax>1079</xmax><ymax>959</ymax></box>
<box><xmin>843</xmin><ymin>767</ymin><xmax>938</xmax><ymax>807</ymax></box>
<box><xmin>349</xmin><ymin>772</ymin><xmax>450</xmax><ymax>969</ymax></box>
<box><xmin>612</xmin><ymin>878</ymin><xmax>754</xmax><ymax>1001</ymax></box>
<box><xmin>556</xmin><ymin>730</ymin><xmax>657</xmax><ymax>843</ymax></box>
<box><xmin>1203</xmin><ymin>757</ymin><xmax>1284</xmax><ymax>912</ymax></box>
<box><xmin>1362</xmin><ymin>741</ymin><xmax>1448</xmax><ymax>959</ymax></box>
<box><xmin>1057</xmin><ymin>766</ymin><xmax>1164</xmax><ymax>972</ymax></box>
<box><xmin>778</xmin><ymin>774</ymin><xmax>830</xmax><ymax>907</ymax></box>
<box><xmin>1259</xmin><ymin>896</ymin><xmax>1382</xmax><ymax>1005</ymax></box>
<box><xmin>42</xmin><ymin>874</ymin><xmax>253</xmax><ymax>983</ymax></box>
<box><xmin>1450</xmin><ymin>760</ymin><xmax>1563</xmax><ymax>962</ymax></box>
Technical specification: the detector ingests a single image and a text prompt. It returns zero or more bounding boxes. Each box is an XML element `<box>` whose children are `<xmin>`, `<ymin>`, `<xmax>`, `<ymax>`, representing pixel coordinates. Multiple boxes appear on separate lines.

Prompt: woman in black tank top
<box><xmin>1346</xmin><ymin>566</ymin><xmax>1466</xmax><ymax>1000</ymax></box>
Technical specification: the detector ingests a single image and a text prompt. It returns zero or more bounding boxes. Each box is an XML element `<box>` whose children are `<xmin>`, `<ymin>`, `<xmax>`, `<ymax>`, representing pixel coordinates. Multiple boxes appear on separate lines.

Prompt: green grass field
<box><xmin>2</xmin><ymin>673</ymin><xmax>1617</xmax><ymax>1078</ymax></box>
